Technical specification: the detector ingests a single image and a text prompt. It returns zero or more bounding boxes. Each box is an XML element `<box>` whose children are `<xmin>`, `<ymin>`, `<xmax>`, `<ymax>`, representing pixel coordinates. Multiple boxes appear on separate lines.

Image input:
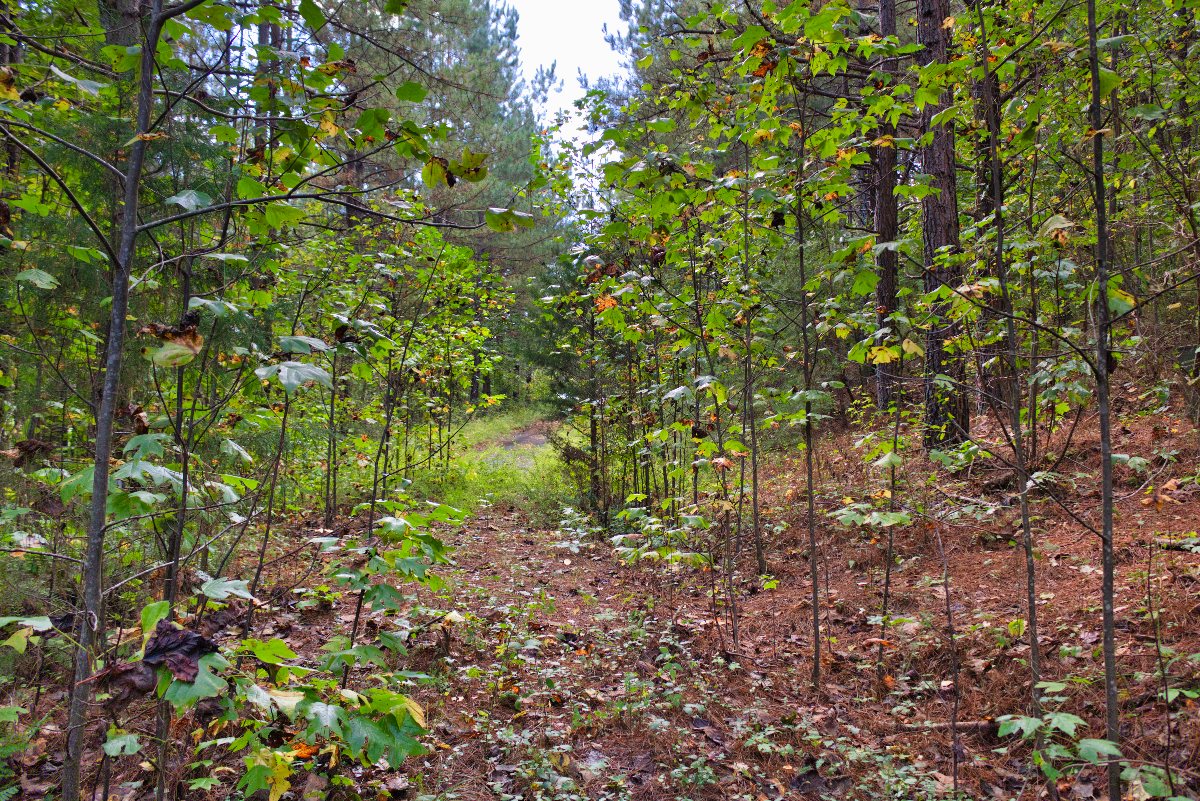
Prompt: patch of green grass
<box><xmin>406</xmin><ymin>404</ymin><xmax>574</xmax><ymax>524</ymax></box>
<box><xmin>452</xmin><ymin>403</ymin><xmax>555</xmax><ymax>450</ymax></box>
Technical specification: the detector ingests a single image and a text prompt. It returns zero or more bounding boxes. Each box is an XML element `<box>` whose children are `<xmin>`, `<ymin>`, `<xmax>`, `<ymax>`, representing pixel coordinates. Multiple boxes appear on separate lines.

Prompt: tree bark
<box><xmin>63</xmin><ymin>4</ymin><xmax>180</xmax><ymax>798</ymax></box>
<box><xmin>872</xmin><ymin>0</ymin><xmax>899</xmax><ymax>409</ymax></box>
<box><xmin>1085</xmin><ymin>1</ymin><xmax>1121</xmax><ymax>797</ymax></box>
<box><xmin>918</xmin><ymin>0</ymin><xmax>969</xmax><ymax>446</ymax></box>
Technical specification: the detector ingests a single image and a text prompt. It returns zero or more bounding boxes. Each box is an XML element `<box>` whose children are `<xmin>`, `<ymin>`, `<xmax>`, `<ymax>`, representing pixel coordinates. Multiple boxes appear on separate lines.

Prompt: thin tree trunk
<box><xmin>796</xmin><ymin>198</ymin><xmax>820</xmax><ymax>690</ymax></box>
<box><xmin>63</xmin><ymin>4</ymin><xmax>171</xmax><ymax>799</ymax></box>
<box><xmin>1085</xmin><ymin>2</ymin><xmax>1121</xmax><ymax>797</ymax></box>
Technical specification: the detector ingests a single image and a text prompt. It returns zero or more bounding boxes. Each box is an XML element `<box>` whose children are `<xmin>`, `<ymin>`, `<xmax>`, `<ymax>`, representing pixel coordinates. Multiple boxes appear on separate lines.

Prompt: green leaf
<box><xmin>1129</xmin><ymin>104</ymin><xmax>1167</xmax><ymax>121</ymax></box>
<box><xmin>163</xmin><ymin>652</ymin><xmax>229</xmax><ymax>710</ymax></box>
<box><xmin>149</xmin><ymin>341</ymin><xmax>199</xmax><ymax>368</ymax></box>
<box><xmin>256</xmin><ymin>361</ymin><xmax>332</xmax><ymax>394</ymax></box>
<box><xmin>49</xmin><ymin>64</ymin><xmax>105</xmax><ymax>96</ymax></box>
<box><xmin>221</xmin><ymin>439</ymin><xmax>254</xmax><ymax>464</ymax></box>
<box><xmin>482</xmin><ymin>206</ymin><xmax>535</xmax><ymax>231</ymax></box>
<box><xmin>451</xmin><ymin>146</ymin><xmax>488</xmax><ymax>182</ymax></box>
<box><xmin>124</xmin><ymin>433</ymin><xmax>167</xmax><ymax>460</ymax></box>
<box><xmin>663</xmin><ymin>385</ymin><xmax>692</xmax><ymax>402</ymax></box>
<box><xmin>0</xmin><ymin>618</ymin><xmax>52</xmax><ymax>633</ymax></box>
<box><xmin>395</xmin><ymin>81</ymin><xmax>428</xmax><ymax>103</ymax></box>
<box><xmin>164</xmin><ymin>189</ymin><xmax>213</xmax><ymax>212</ymax></box>
<box><xmin>1107</xmin><ymin>284</ymin><xmax>1136</xmax><ymax>316</ymax></box>
<box><xmin>421</xmin><ymin>157</ymin><xmax>449</xmax><ymax>187</ymax></box>
<box><xmin>298</xmin><ymin>0</ymin><xmax>325</xmax><ymax>31</ymax></box>
<box><xmin>0</xmin><ymin>706</ymin><xmax>26</xmax><ymax>724</ymax></box>
<box><xmin>485</xmin><ymin>207</ymin><xmax>519</xmax><ymax>232</ymax></box>
<box><xmin>264</xmin><ymin>203</ymin><xmax>305</xmax><ymax>229</ymax></box>
<box><xmin>237</xmin><ymin>176</ymin><xmax>267</xmax><ymax>199</ymax></box>
<box><xmin>103</xmin><ymin>729</ymin><xmax>142</xmax><ymax>757</ymax></box>
<box><xmin>210</xmin><ymin>124</ymin><xmax>239</xmax><ymax>143</ymax></box>
<box><xmin>67</xmin><ymin>245</ymin><xmax>108</xmax><ymax>264</ymax></box>
<box><xmin>1</xmin><ymin>627</ymin><xmax>30</xmax><ymax>653</ymax></box>
<box><xmin>1044</xmin><ymin>712</ymin><xmax>1086</xmax><ymax>737</ymax></box>
<box><xmin>873</xmin><ymin>451</ymin><xmax>902</xmax><ymax>470</ymax></box>
<box><xmin>190</xmin><ymin>296</ymin><xmax>241</xmax><ymax>316</ymax></box>
<box><xmin>279</xmin><ymin>335</ymin><xmax>329</xmax><ymax>354</ymax></box>
<box><xmin>241</xmin><ymin>638</ymin><xmax>297</xmax><ymax>665</ymax></box>
<box><xmin>302</xmin><ymin>701</ymin><xmax>346</xmax><ymax>738</ymax></box>
<box><xmin>1077</xmin><ymin>738</ymin><xmax>1122</xmax><ymax>764</ymax></box>
<box><xmin>1096</xmin><ymin>35</ymin><xmax>1134</xmax><ymax>50</ymax></box>
<box><xmin>141</xmin><ymin>601</ymin><xmax>170</xmax><ymax>641</ymax></box>
<box><xmin>187</xmin><ymin>3</ymin><xmax>235</xmax><ymax>31</ymax></box>
<box><xmin>60</xmin><ymin>466</ymin><xmax>95</xmax><ymax>504</ymax></box>
<box><xmin>1096</xmin><ymin>67</ymin><xmax>1120</xmax><ymax>98</ymax></box>
<box><xmin>199</xmin><ymin>576</ymin><xmax>255</xmax><ymax>601</ymax></box>
<box><xmin>16</xmin><ymin>269</ymin><xmax>59</xmax><ymax>290</ymax></box>
<box><xmin>997</xmin><ymin>714</ymin><xmax>1043</xmax><ymax>739</ymax></box>
<box><xmin>851</xmin><ymin>270</ymin><xmax>878</xmax><ymax>296</ymax></box>
<box><xmin>1037</xmin><ymin>214</ymin><xmax>1073</xmax><ymax>239</ymax></box>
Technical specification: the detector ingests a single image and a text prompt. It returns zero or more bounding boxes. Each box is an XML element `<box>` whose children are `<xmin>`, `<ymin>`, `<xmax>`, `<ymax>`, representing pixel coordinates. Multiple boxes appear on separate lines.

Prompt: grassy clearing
<box><xmin>451</xmin><ymin>403</ymin><xmax>555</xmax><ymax>450</ymax></box>
<box><xmin>406</xmin><ymin>404</ymin><xmax>574</xmax><ymax>524</ymax></box>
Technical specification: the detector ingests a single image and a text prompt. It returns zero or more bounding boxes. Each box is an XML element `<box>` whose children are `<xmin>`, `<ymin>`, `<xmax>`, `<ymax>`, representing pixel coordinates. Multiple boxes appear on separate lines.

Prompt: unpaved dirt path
<box><xmin>400</xmin><ymin>422</ymin><xmax>861</xmax><ymax>800</ymax></box>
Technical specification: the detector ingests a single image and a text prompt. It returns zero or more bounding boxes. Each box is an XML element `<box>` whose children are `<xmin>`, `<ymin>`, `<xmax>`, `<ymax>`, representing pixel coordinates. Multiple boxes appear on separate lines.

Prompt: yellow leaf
<box><xmin>401</xmin><ymin>696</ymin><xmax>426</xmax><ymax>728</ymax></box>
<box><xmin>269</xmin><ymin>755</ymin><xmax>292</xmax><ymax>801</ymax></box>
<box><xmin>317</xmin><ymin>111</ymin><xmax>340</xmax><ymax>140</ymax></box>
<box><xmin>901</xmin><ymin>338</ymin><xmax>925</xmax><ymax>357</ymax></box>
<box><xmin>868</xmin><ymin>346</ymin><xmax>898</xmax><ymax>364</ymax></box>
<box><xmin>249</xmin><ymin>748</ymin><xmax>293</xmax><ymax>801</ymax></box>
<box><xmin>0</xmin><ymin>66</ymin><xmax>18</xmax><ymax>100</ymax></box>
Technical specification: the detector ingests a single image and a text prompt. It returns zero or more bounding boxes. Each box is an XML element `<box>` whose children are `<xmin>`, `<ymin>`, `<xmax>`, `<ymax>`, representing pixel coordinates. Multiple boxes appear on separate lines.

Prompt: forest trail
<box><xmin>408</xmin><ymin>493</ymin><xmax>751</xmax><ymax>799</ymax></box>
<box><xmin>386</xmin><ymin>419</ymin><xmax>860</xmax><ymax>800</ymax></box>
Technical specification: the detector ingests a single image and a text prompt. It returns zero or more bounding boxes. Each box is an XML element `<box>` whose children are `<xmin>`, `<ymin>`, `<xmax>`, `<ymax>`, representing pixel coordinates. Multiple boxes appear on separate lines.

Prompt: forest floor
<box><xmin>37</xmin><ymin>411</ymin><xmax>1200</xmax><ymax>801</ymax></box>
<box><xmin>332</xmin><ymin>410</ymin><xmax>1199</xmax><ymax>800</ymax></box>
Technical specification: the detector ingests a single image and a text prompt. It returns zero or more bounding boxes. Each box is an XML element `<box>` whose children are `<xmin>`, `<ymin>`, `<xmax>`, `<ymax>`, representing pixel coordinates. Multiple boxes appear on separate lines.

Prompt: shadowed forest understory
<box><xmin>1</xmin><ymin>1</ymin><xmax>1200</xmax><ymax>800</ymax></box>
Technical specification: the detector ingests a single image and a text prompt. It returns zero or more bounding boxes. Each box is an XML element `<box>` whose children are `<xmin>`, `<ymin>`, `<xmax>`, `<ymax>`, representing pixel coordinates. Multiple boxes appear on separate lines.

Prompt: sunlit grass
<box><xmin>405</xmin><ymin>402</ymin><xmax>573</xmax><ymax>524</ymax></box>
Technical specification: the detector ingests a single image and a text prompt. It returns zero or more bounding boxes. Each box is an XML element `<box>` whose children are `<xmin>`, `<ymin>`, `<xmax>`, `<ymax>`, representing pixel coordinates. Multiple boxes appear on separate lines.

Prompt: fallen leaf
<box><xmin>143</xmin><ymin>619</ymin><xmax>217</xmax><ymax>681</ymax></box>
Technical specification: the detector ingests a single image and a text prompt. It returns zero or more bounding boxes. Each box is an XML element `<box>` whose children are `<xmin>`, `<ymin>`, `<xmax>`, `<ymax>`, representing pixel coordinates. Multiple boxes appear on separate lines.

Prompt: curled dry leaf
<box><xmin>104</xmin><ymin>660</ymin><xmax>157</xmax><ymax>712</ymax></box>
<box><xmin>143</xmin><ymin>619</ymin><xmax>218</xmax><ymax>681</ymax></box>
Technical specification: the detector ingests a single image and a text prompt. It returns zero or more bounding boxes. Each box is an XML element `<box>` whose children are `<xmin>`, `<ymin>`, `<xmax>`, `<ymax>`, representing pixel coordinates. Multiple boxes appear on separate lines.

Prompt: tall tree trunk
<box><xmin>918</xmin><ymin>0</ymin><xmax>969</xmax><ymax>446</ymax></box>
<box><xmin>98</xmin><ymin>0</ymin><xmax>146</xmax><ymax>48</ymax></box>
<box><xmin>872</xmin><ymin>0</ymin><xmax>899</xmax><ymax>409</ymax></box>
<box><xmin>968</xmin><ymin>0</ymin><xmax>1007</xmax><ymax>414</ymax></box>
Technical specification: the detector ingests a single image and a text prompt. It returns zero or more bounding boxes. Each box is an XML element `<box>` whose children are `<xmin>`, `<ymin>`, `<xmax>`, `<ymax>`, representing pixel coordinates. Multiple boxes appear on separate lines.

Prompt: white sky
<box><xmin>505</xmin><ymin>0</ymin><xmax>626</xmax><ymax>124</ymax></box>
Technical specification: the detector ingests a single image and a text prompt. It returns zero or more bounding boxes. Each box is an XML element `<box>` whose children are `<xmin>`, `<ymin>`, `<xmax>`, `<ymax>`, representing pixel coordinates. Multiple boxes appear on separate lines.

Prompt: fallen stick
<box><xmin>896</xmin><ymin>720</ymin><xmax>997</xmax><ymax>733</ymax></box>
